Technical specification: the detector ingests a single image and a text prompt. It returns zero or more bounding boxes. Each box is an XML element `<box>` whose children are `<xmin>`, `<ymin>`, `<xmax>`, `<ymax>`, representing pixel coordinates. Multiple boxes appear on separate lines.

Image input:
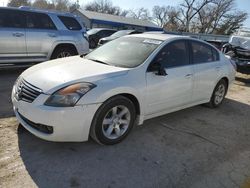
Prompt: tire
<box><xmin>207</xmin><ymin>79</ymin><xmax>228</xmax><ymax>108</ymax></box>
<box><xmin>90</xmin><ymin>96</ymin><xmax>136</xmax><ymax>145</ymax></box>
<box><xmin>51</xmin><ymin>46</ymin><xmax>77</xmax><ymax>59</ymax></box>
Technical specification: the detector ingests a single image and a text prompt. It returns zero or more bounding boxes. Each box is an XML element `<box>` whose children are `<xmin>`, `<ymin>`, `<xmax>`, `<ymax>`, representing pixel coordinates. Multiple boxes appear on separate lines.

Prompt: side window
<box><xmin>26</xmin><ymin>12</ymin><xmax>56</xmax><ymax>30</ymax></box>
<box><xmin>191</xmin><ymin>41</ymin><xmax>216</xmax><ymax>64</ymax></box>
<box><xmin>0</xmin><ymin>10</ymin><xmax>25</xmax><ymax>28</ymax></box>
<box><xmin>212</xmin><ymin>48</ymin><xmax>220</xmax><ymax>61</ymax></box>
<box><xmin>154</xmin><ymin>40</ymin><xmax>189</xmax><ymax>68</ymax></box>
<box><xmin>58</xmin><ymin>16</ymin><xmax>82</xmax><ymax>30</ymax></box>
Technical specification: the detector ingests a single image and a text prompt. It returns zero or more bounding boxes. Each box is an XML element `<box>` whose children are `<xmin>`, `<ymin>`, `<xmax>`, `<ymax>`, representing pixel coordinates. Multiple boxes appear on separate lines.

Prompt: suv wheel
<box><xmin>51</xmin><ymin>47</ymin><xmax>77</xmax><ymax>59</ymax></box>
<box><xmin>90</xmin><ymin>96</ymin><xmax>136</xmax><ymax>145</ymax></box>
<box><xmin>207</xmin><ymin>79</ymin><xmax>228</xmax><ymax>108</ymax></box>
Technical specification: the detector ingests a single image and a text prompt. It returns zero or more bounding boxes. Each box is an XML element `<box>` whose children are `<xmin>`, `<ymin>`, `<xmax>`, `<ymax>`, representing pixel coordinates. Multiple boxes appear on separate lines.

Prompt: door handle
<box><xmin>48</xmin><ymin>33</ymin><xmax>57</xmax><ymax>37</ymax></box>
<box><xmin>13</xmin><ymin>32</ymin><xmax>24</xmax><ymax>37</ymax></box>
<box><xmin>215</xmin><ymin>66</ymin><xmax>221</xmax><ymax>71</ymax></box>
<box><xmin>185</xmin><ymin>74</ymin><xmax>193</xmax><ymax>78</ymax></box>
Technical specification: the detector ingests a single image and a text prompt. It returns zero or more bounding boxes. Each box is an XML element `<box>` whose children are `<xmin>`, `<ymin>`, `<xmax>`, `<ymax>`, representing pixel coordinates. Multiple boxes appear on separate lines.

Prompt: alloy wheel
<box><xmin>102</xmin><ymin>105</ymin><xmax>131</xmax><ymax>140</ymax></box>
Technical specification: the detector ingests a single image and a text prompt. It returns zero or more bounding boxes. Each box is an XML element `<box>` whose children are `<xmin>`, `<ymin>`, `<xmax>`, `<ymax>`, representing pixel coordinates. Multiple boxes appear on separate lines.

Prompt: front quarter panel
<box><xmin>77</xmin><ymin>70</ymin><xmax>146</xmax><ymax>115</ymax></box>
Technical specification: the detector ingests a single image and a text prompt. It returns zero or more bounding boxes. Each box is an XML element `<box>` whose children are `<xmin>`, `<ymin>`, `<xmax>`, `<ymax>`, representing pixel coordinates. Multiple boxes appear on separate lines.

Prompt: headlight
<box><xmin>44</xmin><ymin>83</ymin><xmax>96</xmax><ymax>107</ymax></box>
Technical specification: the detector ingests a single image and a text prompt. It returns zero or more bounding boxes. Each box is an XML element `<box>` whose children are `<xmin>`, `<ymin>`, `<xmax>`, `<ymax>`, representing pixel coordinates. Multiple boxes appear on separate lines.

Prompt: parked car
<box><xmin>12</xmin><ymin>34</ymin><xmax>235</xmax><ymax>145</ymax></box>
<box><xmin>87</xmin><ymin>28</ymin><xmax>116</xmax><ymax>49</ymax></box>
<box><xmin>206</xmin><ymin>40</ymin><xmax>226</xmax><ymax>50</ymax></box>
<box><xmin>222</xmin><ymin>34</ymin><xmax>250</xmax><ymax>74</ymax></box>
<box><xmin>98</xmin><ymin>30</ymin><xmax>142</xmax><ymax>46</ymax></box>
<box><xmin>0</xmin><ymin>7</ymin><xmax>89</xmax><ymax>64</ymax></box>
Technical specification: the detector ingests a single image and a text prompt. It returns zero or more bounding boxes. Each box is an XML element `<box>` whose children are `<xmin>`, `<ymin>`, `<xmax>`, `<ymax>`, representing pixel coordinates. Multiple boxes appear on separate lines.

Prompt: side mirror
<box><xmin>149</xmin><ymin>62</ymin><xmax>167</xmax><ymax>76</ymax></box>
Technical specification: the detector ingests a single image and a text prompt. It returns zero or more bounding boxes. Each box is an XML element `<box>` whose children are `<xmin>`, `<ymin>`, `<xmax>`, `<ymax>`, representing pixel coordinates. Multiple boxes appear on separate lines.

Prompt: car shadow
<box><xmin>0</xmin><ymin>69</ymin><xmax>25</xmax><ymax>118</ymax></box>
<box><xmin>18</xmin><ymin>98</ymin><xmax>250</xmax><ymax>188</ymax></box>
<box><xmin>235</xmin><ymin>74</ymin><xmax>250</xmax><ymax>87</ymax></box>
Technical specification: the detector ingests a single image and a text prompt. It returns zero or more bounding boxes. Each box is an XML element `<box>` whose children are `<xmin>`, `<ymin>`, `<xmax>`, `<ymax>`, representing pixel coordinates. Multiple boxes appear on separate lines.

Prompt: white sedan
<box><xmin>12</xmin><ymin>33</ymin><xmax>236</xmax><ymax>145</ymax></box>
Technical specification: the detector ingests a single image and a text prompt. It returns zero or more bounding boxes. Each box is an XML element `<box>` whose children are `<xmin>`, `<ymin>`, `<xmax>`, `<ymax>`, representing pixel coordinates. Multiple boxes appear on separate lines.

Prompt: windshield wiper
<box><xmin>88</xmin><ymin>58</ymin><xmax>110</xmax><ymax>65</ymax></box>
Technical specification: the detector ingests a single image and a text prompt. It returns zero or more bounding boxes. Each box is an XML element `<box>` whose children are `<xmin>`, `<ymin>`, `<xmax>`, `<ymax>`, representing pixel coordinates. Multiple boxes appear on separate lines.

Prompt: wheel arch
<box><xmin>97</xmin><ymin>93</ymin><xmax>141</xmax><ymax>116</ymax></box>
<box><xmin>221</xmin><ymin>77</ymin><xmax>229</xmax><ymax>88</ymax></box>
<box><xmin>49</xmin><ymin>42</ymin><xmax>78</xmax><ymax>59</ymax></box>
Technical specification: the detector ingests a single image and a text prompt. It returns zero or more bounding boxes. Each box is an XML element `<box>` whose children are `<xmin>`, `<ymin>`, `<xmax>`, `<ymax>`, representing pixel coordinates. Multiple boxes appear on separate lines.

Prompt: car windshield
<box><xmin>111</xmin><ymin>30</ymin><xmax>133</xmax><ymax>38</ymax></box>
<box><xmin>85</xmin><ymin>37</ymin><xmax>162</xmax><ymax>68</ymax></box>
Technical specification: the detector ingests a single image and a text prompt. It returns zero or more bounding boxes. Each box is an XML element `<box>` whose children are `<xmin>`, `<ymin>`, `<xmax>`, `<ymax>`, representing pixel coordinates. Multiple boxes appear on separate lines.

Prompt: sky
<box><xmin>0</xmin><ymin>0</ymin><xmax>249</xmax><ymax>27</ymax></box>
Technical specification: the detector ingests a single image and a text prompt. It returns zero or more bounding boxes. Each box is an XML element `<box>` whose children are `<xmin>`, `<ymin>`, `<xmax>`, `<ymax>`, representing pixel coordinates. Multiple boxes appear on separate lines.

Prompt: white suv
<box><xmin>0</xmin><ymin>7</ymin><xmax>89</xmax><ymax>64</ymax></box>
<box><xmin>12</xmin><ymin>34</ymin><xmax>235</xmax><ymax>145</ymax></box>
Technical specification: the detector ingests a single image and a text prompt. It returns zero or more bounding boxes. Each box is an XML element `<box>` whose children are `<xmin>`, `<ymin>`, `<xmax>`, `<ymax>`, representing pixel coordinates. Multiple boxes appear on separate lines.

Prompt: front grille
<box><xmin>15</xmin><ymin>78</ymin><xmax>42</xmax><ymax>103</ymax></box>
<box><xmin>18</xmin><ymin>112</ymin><xmax>53</xmax><ymax>134</ymax></box>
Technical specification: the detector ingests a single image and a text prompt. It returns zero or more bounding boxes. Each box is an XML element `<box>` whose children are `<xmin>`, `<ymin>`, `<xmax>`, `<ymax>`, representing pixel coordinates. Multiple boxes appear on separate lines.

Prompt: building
<box><xmin>72</xmin><ymin>9</ymin><xmax>162</xmax><ymax>32</ymax></box>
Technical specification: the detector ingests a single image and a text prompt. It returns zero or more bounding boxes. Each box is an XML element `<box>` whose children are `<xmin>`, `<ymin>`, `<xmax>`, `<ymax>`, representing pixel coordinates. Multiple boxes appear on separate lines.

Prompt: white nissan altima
<box><xmin>12</xmin><ymin>33</ymin><xmax>236</xmax><ymax>145</ymax></box>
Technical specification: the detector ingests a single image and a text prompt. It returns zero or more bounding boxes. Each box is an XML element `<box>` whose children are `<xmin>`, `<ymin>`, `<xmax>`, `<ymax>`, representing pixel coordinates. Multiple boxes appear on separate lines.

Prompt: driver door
<box><xmin>145</xmin><ymin>40</ymin><xmax>194</xmax><ymax>116</ymax></box>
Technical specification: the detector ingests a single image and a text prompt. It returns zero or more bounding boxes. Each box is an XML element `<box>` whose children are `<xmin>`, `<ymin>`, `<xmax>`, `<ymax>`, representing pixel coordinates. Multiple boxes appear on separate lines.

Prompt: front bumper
<box><xmin>12</xmin><ymin>93</ymin><xmax>101</xmax><ymax>142</ymax></box>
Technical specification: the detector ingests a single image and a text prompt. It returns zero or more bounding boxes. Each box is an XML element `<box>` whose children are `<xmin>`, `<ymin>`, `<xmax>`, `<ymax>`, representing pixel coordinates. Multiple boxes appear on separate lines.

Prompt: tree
<box><xmin>84</xmin><ymin>0</ymin><xmax>124</xmax><ymax>16</ymax></box>
<box><xmin>170</xmin><ymin>0</ymin><xmax>247</xmax><ymax>34</ymax></box>
<box><xmin>32</xmin><ymin>0</ymin><xmax>50</xmax><ymax>9</ymax></box>
<box><xmin>69</xmin><ymin>0</ymin><xmax>80</xmax><ymax>12</ymax></box>
<box><xmin>53</xmin><ymin>0</ymin><xmax>69</xmax><ymax>11</ymax></box>
<box><xmin>8</xmin><ymin>0</ymin><xmax>31</xmax><ymax>7</ymax></box>
<box><xmin>179</xmin><ymin>0</ymin><xmax>213</xmax><ymax>32</ymax></box>
<box><xmin>152</xmin><ymin>5</ymin><xmax>181</xmax><ymax>29</ymax></box>
<box><xmin>127</xmin><ymin>8</ymin><xmax>151</xmax><ymax>20</ymax></box>
<box><xmin>215</xmin><ymin>11</ymin><xmax>248</xmax><ymax>35</ymax></box>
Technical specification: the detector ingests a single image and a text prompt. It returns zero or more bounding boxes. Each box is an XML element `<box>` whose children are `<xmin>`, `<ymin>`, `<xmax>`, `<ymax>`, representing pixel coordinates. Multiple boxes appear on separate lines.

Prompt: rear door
<box><xmin>146</xmin><ymin>40</ymin><xmax>194</xmax><ymax>115</ymax></box>
<box><xmin>0</xmin><ymin>9</ymin><xmax>26</xmax><ymax>62</ymax></box>
<box><xmin>25</xmin><ymin>11</ymin><xmax>58</xmax><ymax>60</ymax></box>
<box><xmin>189</xmin><ymin>40</ymin><xmax>222</xmax><ymax>102</ymax></box>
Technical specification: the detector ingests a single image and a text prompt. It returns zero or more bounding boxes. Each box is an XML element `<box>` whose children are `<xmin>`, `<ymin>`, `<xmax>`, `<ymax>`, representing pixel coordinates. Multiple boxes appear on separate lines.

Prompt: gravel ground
<box><xmin>0</xmin><ymin>70</ymin><xmax>250</xmax><ymax>188</ymax></box>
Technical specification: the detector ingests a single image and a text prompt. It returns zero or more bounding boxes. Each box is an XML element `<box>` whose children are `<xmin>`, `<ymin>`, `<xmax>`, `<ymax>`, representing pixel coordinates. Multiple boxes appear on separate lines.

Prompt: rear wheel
<box><xmin>207</xmin><ymin>79</ymin><xmax>228</xmax><ymax>108</ymax></box>
<box><xmin>90</xmin><ymin>96</ymin><xmax>136</xmax><ymax>145</ymax></box>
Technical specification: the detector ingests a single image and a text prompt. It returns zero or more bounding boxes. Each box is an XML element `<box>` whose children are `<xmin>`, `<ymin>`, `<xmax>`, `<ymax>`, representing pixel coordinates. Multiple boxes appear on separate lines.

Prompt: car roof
<box><xmin>126</xmin><ymin>33</ymin><xmax>190</xmax><ymax>41</ymax></box>
<box><xmin>0</xmin><ymin>6</ymin><xmax>75</xmax><ymax>17</ymax></box>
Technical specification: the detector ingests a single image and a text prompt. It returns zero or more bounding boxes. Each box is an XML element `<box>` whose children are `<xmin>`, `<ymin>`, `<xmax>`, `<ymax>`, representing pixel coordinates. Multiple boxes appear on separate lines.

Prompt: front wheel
<box><xmin>207</xmin><ymin>79</ymin><xmax>228</xmax><ymax>108</ymax></box>
<box><xmin>90</xmin><ymin>96</ymin><xmax>136</xmax><ymax>145</ymax></box>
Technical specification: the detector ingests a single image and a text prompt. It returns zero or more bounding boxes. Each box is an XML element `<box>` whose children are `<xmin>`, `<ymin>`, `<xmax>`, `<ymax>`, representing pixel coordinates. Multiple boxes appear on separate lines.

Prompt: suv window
<box><xmin>191</xmin><ymin>41</ymin><xmax>219</xmax><ymax>64</ymax></box>
<box><xmin>0</xmin><ymin>9</ymin><xmax>25</xmax><ymax>28</ymax></box>
<box><xmin>154</xmin><ymin>40</ymin><xmax>189</xmax><ymax>68</ymax></box>
<box><xmin>26</xmin><ymin>12</ymin><xmax>56</xmax><ymax>30</ymax></box>
<box><xmin>58</xmin><ymin>16</ymin><xmax>82</xmax><ymax>30</ymax></box>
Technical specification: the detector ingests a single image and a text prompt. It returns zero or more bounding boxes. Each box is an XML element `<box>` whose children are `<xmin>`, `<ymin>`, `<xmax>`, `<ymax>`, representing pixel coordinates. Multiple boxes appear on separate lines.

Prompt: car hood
<box><xmin>21</xmin><ymin>56</ymin><xmax>129</xmax><ymax>94</ymax></box>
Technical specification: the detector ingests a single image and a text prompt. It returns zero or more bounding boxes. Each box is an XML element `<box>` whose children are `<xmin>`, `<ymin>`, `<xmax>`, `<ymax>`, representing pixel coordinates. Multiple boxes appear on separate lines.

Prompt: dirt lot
<box><xmin>0</xmin><ymin>70</ymin><xmax>250</xmax><ymax>188</ymax></box>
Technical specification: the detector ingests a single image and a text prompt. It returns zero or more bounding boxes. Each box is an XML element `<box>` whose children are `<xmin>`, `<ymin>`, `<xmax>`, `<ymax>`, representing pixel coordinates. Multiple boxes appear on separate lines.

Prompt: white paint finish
<box><xmin>12</xmin><ymin>34</ymin><xmax>236</xmax><ymax>142</ymax></box>
<box><xmin>191</xmin><ymin>61</ymin><xmax>222</xmax><ymax>102</ymax></box>
<box><xmin>145</xmin><ymin>65</ymin><xmax>194</xmax><ymax>115</ymax></box>
<box><xmin>21</xmin><ymin>56</ymin><xmax>129</xmax><ymax>94</ymax></box>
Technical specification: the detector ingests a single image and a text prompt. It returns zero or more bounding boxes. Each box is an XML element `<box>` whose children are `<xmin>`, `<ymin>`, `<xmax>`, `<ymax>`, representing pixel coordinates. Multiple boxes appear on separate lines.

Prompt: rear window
<box><xmin>58</xmin><ymin>16</ymin><xmax>82</xmax><ymax>30</ymax></box>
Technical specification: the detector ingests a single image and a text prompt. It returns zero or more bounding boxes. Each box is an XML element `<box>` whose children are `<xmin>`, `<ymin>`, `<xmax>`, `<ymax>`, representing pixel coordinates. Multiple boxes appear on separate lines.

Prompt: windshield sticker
<box><xmin>143</xmin><ymin>39</ymin><xmax>162</xmax><ymax>45</ymax></box>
